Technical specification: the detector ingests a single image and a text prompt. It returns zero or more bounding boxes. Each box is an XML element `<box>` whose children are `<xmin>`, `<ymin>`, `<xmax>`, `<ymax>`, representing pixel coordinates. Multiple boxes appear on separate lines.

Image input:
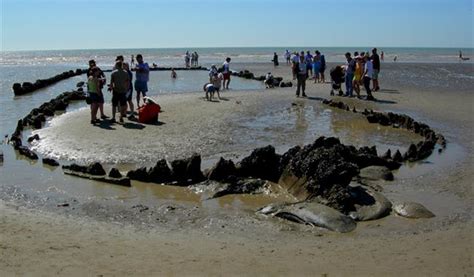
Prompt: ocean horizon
<box><xmin>2</xmin><ymin>47</ymin><xmax>473</xmax><ymax>67</ymax></box>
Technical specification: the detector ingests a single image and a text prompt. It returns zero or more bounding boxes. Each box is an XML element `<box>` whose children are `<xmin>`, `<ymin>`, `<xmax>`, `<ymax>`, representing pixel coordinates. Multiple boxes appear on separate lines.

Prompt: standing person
<box><xmin>222</xmin><ymin>57</ymin><xmax>231</xmax><ymax>90</ymax></box>
<box><xmin>109</xmin><ymin>61</ymin><xmax>130</xmax><ymax>123</ymax></box>
<box><xmin>87</xmin><ymin>67</ymin><xmax>103</xmax><ymax>124</ymax></box>
<box><xmin>131</xmin><ymin>55</ymin><xmax>135</xmax><ymax>67</ymax></box>
<box><xmin>363</xmin><ymin>55</ymin><xmax>375</xmax><ymax>100</ymax></box>
<box><xmin>123</xmin><ymin>62</ymin><xmax>134</xmax><ymax>118</ymax></box>
<box><xmin>191</xmin><ymin>52</ymin><xmax>196</xmax><ymax>67</ymax></box>
<box><xmin>305</xmin><ymin>51</ymin><xmax>313</xmax><ymax>78</ymax></box>
<box><xmin>87</xmin><ymin>60</ymin><xmax>108</xmax><ymax>119</ymax></box>
<box><xmin>185</xmin><ymin>51</ymin><xmax>190</xmax><ymax>68</ymax></box>
<box><xmin>317</xmin><ymin>50</ymin><xmax>326</xmax><ymax>83</ymax></box>
<box><xmin>352</xmin><ymin>56</ymin><xmax>363</xmax><ymax>98</ymax></box>
<box><xmin>295</xmin><ymin>55</ymin><xmax>308</xmax><ymax>97</ymax></box>
<box><xmin>272</xmin><ymin>52</ymin><xmax>279</xmax><ymax>66</ymax></box>
<box><xmin>284</xmin><ymin>50</ymin><xmax>291</xmax><ymax>65</ymax></box>
<box><xmin>380</xmin><ymin>51</ymin><xmax>384</xmax><ymax>61</ymax></box>
<box><xmin>344</xmin><ymin>52</ymin><xmax>355</xmax><ymax>97</ymax></box>
<box><xmin>209</xmin><ymin>64</ymin><xmax>218</xmax><ymax>82</ymax></box>
<box><xmin>291</xmin><ymin>52</ymin><xmax>299</xmax><ymax>80</ymax></box>
<box><xmin>134</xmin><ymin>54</ymin><xmax>150</xmax><ymax>108</ymax></box>
<box><xmin>194</xmin><ymin>51</ymin><xmax>199</xmax><ymax>66</ymax></box>
<box><xmin>371</xmin><ymin>48</ymin><xmax>381</xmax><ymax>91</ymax></box>
<box><xmin>312</xmin><ymin>55</ymin><xmax>321</xmax><ymax>83</ymax></box>
<box><xmin>211</xmin><ymin>72</ymin><xmax>222</xmax><ymax>99</ymax></box>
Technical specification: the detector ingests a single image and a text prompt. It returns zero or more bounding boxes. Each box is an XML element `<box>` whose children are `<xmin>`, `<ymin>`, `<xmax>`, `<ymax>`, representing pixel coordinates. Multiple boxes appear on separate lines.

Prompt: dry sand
<box><xmin>1</xmin><ymin>62</ymin><xmax>473</xmax><ymax>276</ymax></box>
<box><xmin>1</xmin><ymin>200</ymin><xmax>472</xmax><ymax>276</ymax></box>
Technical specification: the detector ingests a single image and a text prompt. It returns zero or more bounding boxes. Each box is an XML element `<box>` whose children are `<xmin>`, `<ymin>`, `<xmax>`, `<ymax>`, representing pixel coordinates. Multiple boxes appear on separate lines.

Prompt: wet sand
<box><xmin>1</xmin><ymin>62</ymin><xmax>473</xmax><ymax>275</ymax></box>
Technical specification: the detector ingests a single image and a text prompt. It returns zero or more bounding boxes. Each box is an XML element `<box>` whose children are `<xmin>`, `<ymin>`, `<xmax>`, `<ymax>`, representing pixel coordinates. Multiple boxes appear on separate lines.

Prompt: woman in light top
<box><xmin>87</xmin><ymin>67</ymin><xmax>103</xmax><ymax>124</ymax></box>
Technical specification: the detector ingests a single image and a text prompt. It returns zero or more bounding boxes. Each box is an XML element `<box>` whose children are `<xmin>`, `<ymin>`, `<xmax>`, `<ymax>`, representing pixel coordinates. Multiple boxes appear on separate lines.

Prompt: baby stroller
<box><xmin>330</xmin><ymin>66</ymin><xmax>345</xmax><ymax>96</ymax></box>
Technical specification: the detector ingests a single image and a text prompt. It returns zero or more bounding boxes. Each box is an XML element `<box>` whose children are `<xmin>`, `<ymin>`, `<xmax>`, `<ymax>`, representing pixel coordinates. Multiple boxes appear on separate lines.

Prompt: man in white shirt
<box><xmin>363</xmin><ymin>55</ymin><xmax>375</xmax><ymax>100</ymax></box>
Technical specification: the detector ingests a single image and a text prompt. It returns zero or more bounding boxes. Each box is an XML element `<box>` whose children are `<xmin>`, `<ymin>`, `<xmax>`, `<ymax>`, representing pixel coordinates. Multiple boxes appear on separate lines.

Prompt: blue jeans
<box><xmin>345</xmin><ymin>73</ymin><xmax>354</xmax><ymax>96</ymax></box>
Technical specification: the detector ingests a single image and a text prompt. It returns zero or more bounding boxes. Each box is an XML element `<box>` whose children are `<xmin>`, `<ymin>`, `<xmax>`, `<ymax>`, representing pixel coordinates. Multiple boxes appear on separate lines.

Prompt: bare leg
<box><xmin>99</xmin><ymin>103</ymin><xmax>106</xmax><ymax>117</ymax></box>
<box><xmin>91</xmin><ymin>103</ymin><xmax>99</xmax><ymax>122</ymax></box>
<box><xmin>120</xmin><ymin>104</ymin><xmax>127</xmax><ymax>122</ymax></box>
<box><xmin>136</xmin><ymin>92</ymin><xmax>141</xmax><ymax>108</ymax></box>
<box><xmin>112</xmin><ymin>105</ymin><xmax>117</xmax><ymax>120</ymax></box>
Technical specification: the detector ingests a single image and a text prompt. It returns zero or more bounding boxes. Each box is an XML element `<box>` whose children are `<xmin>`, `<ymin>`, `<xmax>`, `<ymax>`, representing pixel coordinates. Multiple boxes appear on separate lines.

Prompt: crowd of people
<box><xmin>86</xmin><ymin>54</ymin><xmax>150</xmax><ymax>124</ymax></box>
<box><xmin>85</xmin><ymin>47</ymin><xmax>384</xmax><ymax>123</ymax></box>
<box><xmin>185</xmin><ymin>51</ymin><xmax>200</xmax><ymax>68</ymax></box>
<box><xmin>286</xmin><ymin>48</ymin><xmax>381</xmax><ymax>100</ymax></box>
<box><xmin>204</xmin><ymin>57</ymin><xmax>232</xmax><ymax>101</ymax></box>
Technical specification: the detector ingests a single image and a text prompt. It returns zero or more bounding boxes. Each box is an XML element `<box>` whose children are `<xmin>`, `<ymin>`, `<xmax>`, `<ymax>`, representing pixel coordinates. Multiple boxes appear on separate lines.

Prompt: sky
<box><xmin>1</xmin><ymin>0</ymin><xmax>473</xmax><ymax>51</ymax></box>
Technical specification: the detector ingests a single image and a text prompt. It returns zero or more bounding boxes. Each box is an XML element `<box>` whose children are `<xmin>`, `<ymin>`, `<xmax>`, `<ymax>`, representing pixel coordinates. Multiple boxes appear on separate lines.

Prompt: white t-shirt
<box><xmin>364</xmin><ymin>60</ymin><xmax>374</xmax><ymax>78</ymax></box>
<box><xmin>222</xmin><ymin>61</ymin><xmax>230</xmax><ymax>73</ymax></box>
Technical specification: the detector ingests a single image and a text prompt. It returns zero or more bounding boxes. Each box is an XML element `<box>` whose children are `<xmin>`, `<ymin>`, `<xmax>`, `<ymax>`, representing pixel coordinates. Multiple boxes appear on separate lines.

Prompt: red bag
<box><xmin>138</xmin><ymin>101</ymin><xmax>161</xmax><ymax>124</ymax></box>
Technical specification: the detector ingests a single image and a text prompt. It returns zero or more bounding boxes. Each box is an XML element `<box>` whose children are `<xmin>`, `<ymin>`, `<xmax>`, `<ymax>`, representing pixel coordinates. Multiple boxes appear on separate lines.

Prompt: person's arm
<box><xmin>108</xmin><ymin>74</ymin><xmax>114</xmax><ymax>91</ymax></box>
<box><xmin>125</xmin><ymin>75</ymin><xmax>130</xmax><ymax>92</ymax></box>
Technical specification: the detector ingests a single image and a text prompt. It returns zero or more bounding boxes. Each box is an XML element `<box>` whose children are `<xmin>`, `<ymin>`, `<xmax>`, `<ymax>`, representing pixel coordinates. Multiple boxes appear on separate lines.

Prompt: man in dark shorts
<box><xmin>222</xmin><ymin>57</ymin><xmax>231</xmax><ymax>90</ymax></box>
<box><xmin>109</xmin><ymin>61</ymin><xmax>130</xmax><ymax>123</ymax></box>
<box><xmin>134</xmin><ymin>54</ymin><xmax>150</xmax><ymax>107</ymax></box>
<box><xmin>371</xmin><ymin>48</ymin><xmax>381</xmax><ymax>91</ymax></box>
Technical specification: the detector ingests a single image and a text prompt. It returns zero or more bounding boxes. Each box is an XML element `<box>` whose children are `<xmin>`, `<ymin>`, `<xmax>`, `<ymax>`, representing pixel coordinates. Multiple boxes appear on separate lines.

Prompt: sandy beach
<box><xmin>1</xmin><ymin>62</ymin><xmax>473</xmax><ymax>276</ymax></box>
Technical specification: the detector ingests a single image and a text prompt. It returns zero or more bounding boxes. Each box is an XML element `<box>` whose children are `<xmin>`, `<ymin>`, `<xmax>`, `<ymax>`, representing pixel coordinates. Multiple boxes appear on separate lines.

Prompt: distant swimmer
<box><xmin>393</xmin><ymin>55</ymin><xmax>398</xmax><ymax>62</ymax></box>
<box><xmin>459</xmin><ymin>50</ymin><xmax>470</xmax><ymax>61</ymax></box>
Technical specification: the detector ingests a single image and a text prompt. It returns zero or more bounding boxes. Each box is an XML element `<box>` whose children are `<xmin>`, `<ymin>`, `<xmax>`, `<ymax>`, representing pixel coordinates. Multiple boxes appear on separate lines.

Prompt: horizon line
<box><xmin>2</xmin><ymin>45</ymin><xmax>473</xmax><ymax>52</ymax></box>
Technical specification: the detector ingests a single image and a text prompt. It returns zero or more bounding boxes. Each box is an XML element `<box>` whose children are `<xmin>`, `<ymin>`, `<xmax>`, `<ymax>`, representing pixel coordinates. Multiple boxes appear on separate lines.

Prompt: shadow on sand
<box><xmin>304</xmin><ymin>95</ymin><xmax>397</xmax><ymax>104</ymax></box>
